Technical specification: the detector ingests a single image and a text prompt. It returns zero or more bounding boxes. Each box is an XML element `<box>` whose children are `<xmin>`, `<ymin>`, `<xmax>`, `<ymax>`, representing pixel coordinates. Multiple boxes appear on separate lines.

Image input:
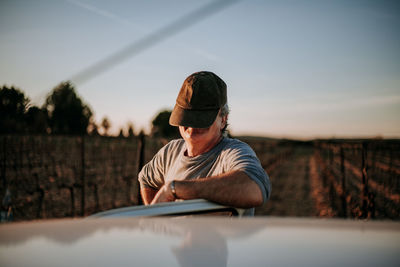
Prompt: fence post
<box><xmin>361</xmin><ymin>142</ymin><xmax>368</xmax><ymax>218</ymax></box>
<box><xmin>389</xmin><ymin>148</ymin><xmax>393</xmax><ymax>174</ymax></box>
<box><xmin>80</xmin><ymin>136</ymin><xmax>86</xmax><ymax>216</ymax></box>
<box><xmin>1</xmin><ymin>136</ymin><xmax>6</xmax><ymax>188</ymax></box>
<box><xmin>136</xmin><ymin>133</ymin><xmax>145</xmax><ymax>205</ymax></box>
<box><xmin>320</xmin><ymin>145</ymin><xmax>327</xmax><ymax>188</ymax></box>
<box><xmin>340</xmin><ymin>147</ymin><xmax>347</xmax><ymax>218</ymax></box>
<box><xmin>1</xmin><ymin>136</ymin><xmax>12</xmax><ymax>222</ymax></box>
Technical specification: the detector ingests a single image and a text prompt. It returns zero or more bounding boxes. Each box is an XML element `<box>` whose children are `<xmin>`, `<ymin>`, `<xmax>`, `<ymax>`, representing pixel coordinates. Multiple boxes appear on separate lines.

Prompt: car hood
<box><xmin>1</xmin><ymin>217</ymin><xmax>399</xmax><ymax>267</ymax></box>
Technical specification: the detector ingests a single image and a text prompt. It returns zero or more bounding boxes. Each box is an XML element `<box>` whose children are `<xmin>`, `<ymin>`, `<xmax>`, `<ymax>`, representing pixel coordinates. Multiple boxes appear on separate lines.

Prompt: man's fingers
<box><xmin>150</xmin><ymin>185</ymin><xmax>174</xmax><ymax>204</ymax></box>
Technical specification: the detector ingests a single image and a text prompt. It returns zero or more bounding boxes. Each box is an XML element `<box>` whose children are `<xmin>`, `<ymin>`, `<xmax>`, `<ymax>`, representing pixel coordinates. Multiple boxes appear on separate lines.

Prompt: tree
<box><xmin>44</xmin><ymin>81</ymin><xmax>93</xmax><ymax>135</ymax></box>
<box><xmin>127</xmin><ymin>122</ymin><xmax>135</xmax><ymax>137</ymax></box>
<box><xmin>25</xmin><ymin>106</ymin><xmax>48</xmax><ymax>134</ymax></box>
<box><xmin>118</xmin><ymin>128</ymin><xmax>125</xmax><ymax>138</ymax></box>
<box><xmin>151</xmin><ymin>110</ymin><xmax>180</xmax><ymax>139</ymax></box>
<box><xmin>88</xmin><ymin>121</ymin><xmax>100</xmax><ymax>136</ymax></box>
<box><xmin>0</xmin><ymin>86</ymin><xmax>29</xmax><ymax>133</ymax></box>
<box><xmin>101</xmin><ymin>116</ymin><xmax>111</xmax><ymax>136</ymax></box>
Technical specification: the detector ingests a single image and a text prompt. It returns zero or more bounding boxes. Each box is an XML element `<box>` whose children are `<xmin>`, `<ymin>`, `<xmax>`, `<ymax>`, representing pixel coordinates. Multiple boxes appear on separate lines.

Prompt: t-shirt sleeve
<box><xmin>138</xmin><ymin>143</ymin><xmax>168</xmax><ymax>190</ymax></box>
<box><xmin>223</xmin><ymin>140</ymin><xmax>271</xmax><ymax>204</ymax></box>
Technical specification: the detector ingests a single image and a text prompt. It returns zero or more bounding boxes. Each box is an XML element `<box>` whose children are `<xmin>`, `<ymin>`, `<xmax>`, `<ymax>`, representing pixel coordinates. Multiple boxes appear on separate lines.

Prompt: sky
<box><xmin>1</xmin><ymin>0</ymin><xmax>399</xmax><ymax>139</ymax></box>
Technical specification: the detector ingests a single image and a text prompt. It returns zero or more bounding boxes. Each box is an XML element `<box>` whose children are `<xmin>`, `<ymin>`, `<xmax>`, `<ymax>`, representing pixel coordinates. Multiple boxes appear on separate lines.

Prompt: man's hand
<box><xmin>150</xmin><ymin>181</ymin><xmax>176</xmax><ymax>204</ymax></box>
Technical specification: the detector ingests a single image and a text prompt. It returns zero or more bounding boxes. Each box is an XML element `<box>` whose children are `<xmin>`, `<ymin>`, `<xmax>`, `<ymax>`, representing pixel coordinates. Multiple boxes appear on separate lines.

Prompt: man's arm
<box><xmin>151</xmin><ymin>170</ymin><xmax>264</xmax><ymax>208</ymax></box>
<box><xmin>141</xmin><ymin>187</ymin><xmax>158</xmax><ymax>205</ymax></box>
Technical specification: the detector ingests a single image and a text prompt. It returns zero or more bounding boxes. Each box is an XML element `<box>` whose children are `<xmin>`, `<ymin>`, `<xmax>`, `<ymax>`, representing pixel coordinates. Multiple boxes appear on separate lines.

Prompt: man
<box><xmin>138</xmin><ymin>71</ymin><xmax>271</xmax><ymax>215</ymax></box>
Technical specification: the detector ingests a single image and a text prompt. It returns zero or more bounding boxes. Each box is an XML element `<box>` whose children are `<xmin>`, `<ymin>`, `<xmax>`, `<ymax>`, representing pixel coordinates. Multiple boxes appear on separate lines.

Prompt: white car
<box><xmin>1</xmin><ymin>200</ymin><xmax>399</xmax><ymax>267</ymax></box>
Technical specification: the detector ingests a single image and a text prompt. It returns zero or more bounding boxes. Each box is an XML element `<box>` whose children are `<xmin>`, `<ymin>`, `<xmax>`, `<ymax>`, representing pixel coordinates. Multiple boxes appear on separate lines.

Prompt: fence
<box><xmin>314</xmin><ymin>140</ymin><xmax>400</xmax><ymax>219</ymax></box>
<box><xmin>0</xmin><ymin>135</ymin><xmax>165</xmax><ymax>221</ymax></box>
<box><xmin>2</xmin><ymin>135</ymin><xmax>398</xmax><ymax>221</ymax></box>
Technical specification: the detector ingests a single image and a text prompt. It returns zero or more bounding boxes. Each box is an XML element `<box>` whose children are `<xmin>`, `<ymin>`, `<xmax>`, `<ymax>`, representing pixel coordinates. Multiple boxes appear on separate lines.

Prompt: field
<box><xmin>245</xmin><ymin>137</ymin><xmax>400</xmax><ymax>220</ymax></box>
<box><xmin>1</xmin><ymin>135</ymin><xmax>399</xmax><ymax>221</ymax></box>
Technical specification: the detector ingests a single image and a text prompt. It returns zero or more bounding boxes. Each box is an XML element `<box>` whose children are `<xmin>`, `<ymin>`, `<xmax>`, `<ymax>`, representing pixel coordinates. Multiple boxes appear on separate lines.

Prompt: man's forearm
<box><xmin>141</xmin><ymin>186</ymin><xmax>158</xmax><ymax>205</ymax></box>
<box><xmin>174</xmin><ymin>170</ymin><xmax>263</xmax><ymax>208</ymax></box>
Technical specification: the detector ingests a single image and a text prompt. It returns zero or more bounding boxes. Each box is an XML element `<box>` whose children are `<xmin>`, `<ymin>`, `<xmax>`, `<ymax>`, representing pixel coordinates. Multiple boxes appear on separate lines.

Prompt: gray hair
<box><xmin>219</xmin><ymin>103</ymin><xmax>230</xmax><ymax>136</ymax></box>
<box><xmin>219</xmin><ymin>103</ymin><xmax>230</xmax><ymax>117</ymax></box>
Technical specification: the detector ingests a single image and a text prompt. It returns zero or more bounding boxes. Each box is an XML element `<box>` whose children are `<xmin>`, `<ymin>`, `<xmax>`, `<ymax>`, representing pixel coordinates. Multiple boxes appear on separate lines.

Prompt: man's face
<box><xmin>179</xmin><ymin>113</ymin><xmax>227</xmax><ymax>146</ymax></box>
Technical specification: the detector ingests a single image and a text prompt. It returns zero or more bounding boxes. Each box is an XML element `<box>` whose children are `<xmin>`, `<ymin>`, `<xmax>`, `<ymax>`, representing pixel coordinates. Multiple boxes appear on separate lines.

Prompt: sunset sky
<box><xmin>1</xmin><ymin>0</ymin><xmax>399</xmax><ymax>139</ymax></box>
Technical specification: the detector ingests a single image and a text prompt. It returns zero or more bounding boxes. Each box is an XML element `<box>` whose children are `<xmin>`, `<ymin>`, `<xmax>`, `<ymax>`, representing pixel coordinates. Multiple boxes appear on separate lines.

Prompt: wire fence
<box><xmin>314</xmin><ymin>140</ymin><xmax>400</xmax><ymax>219</ymax></box>
<box><xmin>0</xmin><ymin>134</ymin><xmax>165</xmax><ymax>221</ymax></box>
<box><xmin>1</xmin><ymin>135</ymin><xmax>399</xmax><ymax>221</ymax></box>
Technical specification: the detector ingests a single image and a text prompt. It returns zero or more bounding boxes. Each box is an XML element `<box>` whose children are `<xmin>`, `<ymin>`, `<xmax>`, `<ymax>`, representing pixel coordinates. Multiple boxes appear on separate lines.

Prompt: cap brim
<box><xmin>169</xmin><ymin>104</ymin><xmax>219</xmax><ymax>128</ymax></box>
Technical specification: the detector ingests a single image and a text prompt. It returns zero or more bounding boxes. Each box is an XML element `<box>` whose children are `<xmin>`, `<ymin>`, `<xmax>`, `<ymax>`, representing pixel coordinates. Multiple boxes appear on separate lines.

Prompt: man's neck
<box><xmin>185</xmin><ymin>136</ymin><xmax>223</xmax><ymax>157</ymax></box>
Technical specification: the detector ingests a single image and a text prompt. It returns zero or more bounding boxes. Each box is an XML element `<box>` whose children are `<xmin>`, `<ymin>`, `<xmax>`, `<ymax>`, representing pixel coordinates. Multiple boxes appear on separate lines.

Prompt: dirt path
<box><xmin>255</xmin><ymin>146</ymin><xmax>316</xmax><ymax>217</ymax></box>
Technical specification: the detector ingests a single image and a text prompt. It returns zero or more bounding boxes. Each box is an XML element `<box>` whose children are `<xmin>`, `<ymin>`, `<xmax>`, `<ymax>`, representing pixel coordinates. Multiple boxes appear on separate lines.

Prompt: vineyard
<box><xmin>0</xmin><ymin>135</ymin><xmax>399</xmax><ymax>221</ymax></box>
<box><xmin>0</xmin><ymin>135</ymin><xmax>166</xmax><ymax>221</ymax></box>
<box><xmin>312</xmin><ymin>140</ymin><xmax>400</xmax><ymax>219</ymax></box>
<box><xmin>251</xmin><ymin>138</ymin><xmax>400</xmax><ymax>220</ymax></box>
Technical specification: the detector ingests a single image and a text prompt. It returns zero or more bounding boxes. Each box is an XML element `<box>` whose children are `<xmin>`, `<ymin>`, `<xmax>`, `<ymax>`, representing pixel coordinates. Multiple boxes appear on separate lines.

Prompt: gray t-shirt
<box><xmin>138</xmin><ymin>137</ymin><xmax>271</xmax><ymax>215</ymax></box>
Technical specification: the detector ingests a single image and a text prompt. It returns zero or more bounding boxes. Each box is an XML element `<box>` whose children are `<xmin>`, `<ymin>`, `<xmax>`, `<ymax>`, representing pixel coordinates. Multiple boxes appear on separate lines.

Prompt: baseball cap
<box><xmin>169</xmin><ymin>71</ymin><xmax>227</xmax><ymax>128</ymax></box>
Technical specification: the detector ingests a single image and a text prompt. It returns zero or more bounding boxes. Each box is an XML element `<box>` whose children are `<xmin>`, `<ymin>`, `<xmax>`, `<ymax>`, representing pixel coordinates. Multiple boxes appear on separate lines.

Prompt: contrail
<box><xmin>65</xmin><ymin>0</ymin><xmax>222</xmax><ymax>63</ymax></box>
<box><xmin>68</xmin><ymin>0</ymin><xmax>239</xmax><ymax>85</ymax></box>
<box><xmin>65</xmin><ymin>0</ymin><xmax>143</xmax><ymax>30</ymax></box>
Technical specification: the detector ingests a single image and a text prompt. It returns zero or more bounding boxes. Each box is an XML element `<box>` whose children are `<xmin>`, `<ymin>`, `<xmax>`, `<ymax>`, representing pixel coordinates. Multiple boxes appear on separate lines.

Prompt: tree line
<box><xmin>0</xmin><ymin>81</ymin><xmax>179</xmax><ymax>138</ymax></box>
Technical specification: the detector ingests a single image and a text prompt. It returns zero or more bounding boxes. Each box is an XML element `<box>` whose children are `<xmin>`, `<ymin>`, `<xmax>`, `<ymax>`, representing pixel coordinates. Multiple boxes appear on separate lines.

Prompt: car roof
<box><xmin>1</xmin><ymin>216</ymin><xmax>399</xmax><ymax>267</ymax></box>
